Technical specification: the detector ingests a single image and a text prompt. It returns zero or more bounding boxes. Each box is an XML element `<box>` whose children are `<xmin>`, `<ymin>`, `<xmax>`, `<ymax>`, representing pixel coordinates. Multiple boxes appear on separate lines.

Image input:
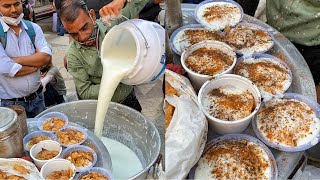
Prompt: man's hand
<box><xmin>99</xmin><ymin>0</ymin><xmax>126</xmax><ymax>26</ymax></box>
<box><xmin>154</xmin><ymin>0</ymin><xmax>164</xmax><ymax>4</ymax></box>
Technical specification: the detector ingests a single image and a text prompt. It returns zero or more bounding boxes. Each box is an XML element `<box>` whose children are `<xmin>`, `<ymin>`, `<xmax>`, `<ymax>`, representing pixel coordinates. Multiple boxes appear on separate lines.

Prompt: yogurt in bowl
<box><xmin>224</xmin><ymin>23</ymin><xmax>274</xmax><ymax>54</ymax></box>
<box><xmin>253</xmin><ymin>93</ymin><xmax>320</xmax><ymax>152</ymax></box>
<box><xmin>198</xmin><ymin>74</ymin><xmax>261</xmax><ymax>134</ymax></box>
<box><xmin>195</xmin><ymin>0</ymin><xmax>243</xmax><ymax>30</ymax></box>
<box><xmin>234</xmin><ymin>53</ymin><xmax>292</xmax><ymax>101</ymax></box>
<box><xmin>194</xmin><ymin>134</ymin><xmax>277</xmax><ymax>179</ymax></box>
<box><xmin>170</xmin><ymin>24</ymin><xmax>223</xmax><ymax>55</ymax></box>
<box><xmin>181</xmin><ymin>40</ymin><xmax>237</xmax><ymax>90</ymax></box>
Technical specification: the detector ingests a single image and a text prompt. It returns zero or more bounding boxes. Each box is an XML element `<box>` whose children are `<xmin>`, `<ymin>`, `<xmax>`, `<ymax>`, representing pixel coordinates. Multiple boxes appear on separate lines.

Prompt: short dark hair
<box><xmin>60</xmin><ymin>0</ymin><xmax>89</xmax><ymax>23</ymax></box>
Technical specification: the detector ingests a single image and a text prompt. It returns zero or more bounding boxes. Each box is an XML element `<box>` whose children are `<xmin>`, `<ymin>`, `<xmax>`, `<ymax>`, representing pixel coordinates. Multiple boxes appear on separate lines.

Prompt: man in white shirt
<box><xmin>0</xmin><ymin>0</ymin><xmax>52</xmax><ymax>117</ymax></box>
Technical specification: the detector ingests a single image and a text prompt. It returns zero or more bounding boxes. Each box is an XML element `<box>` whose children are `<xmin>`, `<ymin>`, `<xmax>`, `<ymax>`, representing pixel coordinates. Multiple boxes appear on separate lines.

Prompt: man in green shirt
<box><xmin>267</xmin><ymin>0</ymin><xmax>320</xmax><ymax>90</ymax></box>
<box><xmin>60</xmin><ymin>0</ymin><xmax>148</xmax><ymax>111</ymax></box>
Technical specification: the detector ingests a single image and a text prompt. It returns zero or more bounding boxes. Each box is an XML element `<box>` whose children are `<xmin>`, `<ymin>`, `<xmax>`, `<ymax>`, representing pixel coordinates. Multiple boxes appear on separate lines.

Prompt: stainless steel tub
<box><xmin>36</xmin><ymin>100</ymin><xmax>161</xmax><ymax>179</ymax></box>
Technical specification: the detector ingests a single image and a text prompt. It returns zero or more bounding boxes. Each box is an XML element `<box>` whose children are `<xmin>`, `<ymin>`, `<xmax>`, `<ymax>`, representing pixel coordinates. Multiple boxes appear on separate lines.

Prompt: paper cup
<box><xmin>61</xmin><ymin>145</ymin><xmax>97</xmax><ymax>172</ymax></box>
<box><xmin>40</xmin><ymin>159</ymin><xmax>76</xmax><ymax>180</ymax></box>
<box><xmin>30</xmin><ymin>140</ymin><xmax>62</xmax><ymax>169</ymax></box>
<box><xmin>181</xmin><ymin>40</ymin><xmax>237</xmax><ymax>90</ymax></box>
<box><xmin>198</xmin><ymin>74</ymin><xmax>261</xmax><ymax>134</ymax></box>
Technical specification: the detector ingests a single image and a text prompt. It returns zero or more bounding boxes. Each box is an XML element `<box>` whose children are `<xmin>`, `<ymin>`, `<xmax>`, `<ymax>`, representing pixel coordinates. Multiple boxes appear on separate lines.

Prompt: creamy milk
<box><xmin>101</xmin><ymin>137</ymin><xmax>144</xmax><ymax>179</ymax></box>
<box><xmin>94</xmin><ymin>29</ymin><xmax>136</xmax><ymax>138</ymax></box>
<box><xmin>93</xmin><ymin>29</ymin><xmax>143</xmax><ymax>178</ymax></box>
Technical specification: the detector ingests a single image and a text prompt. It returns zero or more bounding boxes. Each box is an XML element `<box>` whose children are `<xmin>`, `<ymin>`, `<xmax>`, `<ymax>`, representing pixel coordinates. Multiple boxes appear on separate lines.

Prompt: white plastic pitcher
<box><xmin>101</xmin><ymin>19</ymin><xmax>165</xmax><ymax>85</ymax></box>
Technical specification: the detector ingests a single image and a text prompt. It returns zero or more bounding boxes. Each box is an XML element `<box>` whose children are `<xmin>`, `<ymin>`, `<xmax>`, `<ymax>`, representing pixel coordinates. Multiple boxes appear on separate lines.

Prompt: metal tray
<box><xmin>177</xmin><ymin>3</ymin><xmax>317</xmax><ymax>179</ymax></box>
<box><xmin>26</xmin><ymin>118</ymin><xmax>112</xmax><ymax>171</ymax></box>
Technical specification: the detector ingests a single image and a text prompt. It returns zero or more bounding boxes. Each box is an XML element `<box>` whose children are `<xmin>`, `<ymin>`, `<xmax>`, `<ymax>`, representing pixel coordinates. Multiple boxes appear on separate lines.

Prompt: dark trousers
<box><xmin>293</xmin><ymin>43</ymin><xmax>320</xmax><ymax>85</ymax></box>
<box><xmin>56</xmin><ymin>10</ymin><xmax>65</xmax><ymax>35</ymax></box>
<box><xmin>44</xmin><ymin>83</ymin><xmax>65</xmax><ymax>107</ymax></box>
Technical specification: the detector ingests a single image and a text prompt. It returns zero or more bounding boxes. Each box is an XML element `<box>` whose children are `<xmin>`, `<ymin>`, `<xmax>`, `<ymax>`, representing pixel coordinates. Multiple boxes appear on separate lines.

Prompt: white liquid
<box><xmin>94</xmin><ymin>29</ymin><xmax>136</xmax><ymax>138</ymax></box>
<box><xmin>101</xmin><ymin>137</ymin><xmax>144</xmax><ymax>179</ymax></box>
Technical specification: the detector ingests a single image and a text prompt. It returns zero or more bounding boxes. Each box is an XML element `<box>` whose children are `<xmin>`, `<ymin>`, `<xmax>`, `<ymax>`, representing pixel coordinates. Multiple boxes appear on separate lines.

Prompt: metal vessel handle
<box><xmin>121</xmin><ymin>15</ymin><xmax>150</xmax><ymax>48</ymax></box>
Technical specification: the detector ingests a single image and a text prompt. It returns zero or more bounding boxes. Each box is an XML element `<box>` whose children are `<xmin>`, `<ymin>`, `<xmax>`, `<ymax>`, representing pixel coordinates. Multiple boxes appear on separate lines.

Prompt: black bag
<box><xmin>22</xmin><ymin>0</ymin><xmax>31</xmax><ymax>21</ymax></box>
<box><xmin>44</xmin><ymin>83</ymin><xmax>64</xmax><ymax>107</ymax></box>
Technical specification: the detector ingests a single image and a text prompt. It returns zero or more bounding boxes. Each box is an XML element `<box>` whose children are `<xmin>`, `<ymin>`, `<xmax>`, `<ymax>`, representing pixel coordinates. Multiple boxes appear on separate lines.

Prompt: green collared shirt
<box><xmin>267</xmin><ymin>0</ymin><xmax>320</xmax><ymax>46</ymax></box>
<box><xmin>66</xmin><ymin>0</ymin><xmax>148</xmax><ymax>102</ymax></box>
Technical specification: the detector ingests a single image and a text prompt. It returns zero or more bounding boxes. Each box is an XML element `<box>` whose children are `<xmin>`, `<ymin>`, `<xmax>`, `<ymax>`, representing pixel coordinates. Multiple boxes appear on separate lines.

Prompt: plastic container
<box><xmin>192</xmin><ymin>134</ymin><xmax>278</xmax><ymax>179</ymax></box>
<box><xmin>169</xmin><ymin>24</ymin><xmax>206</xmax><ymax>55</ymax></box>
<box><xmin>75</xmin><ymin>167</ymin><xmax>114</xmax><ymax>180</ymax></box>
<box><xmin>101</xmin><ymin>19</ymin><xmax>165</xmax><ymax>85</ymax></box>
<box><xmin>37</xmin><ymin>112</ymin><xmax>69</xmax><ymax>132</ymax></box>
<box><xmin>253</xmin><ymin>93</ymin><xmax>320</xmax><ymax>152</ymax></box>
<box><xmin>61</xmin><ymin>145</ymin><xmax>97</xmax><ymax>172</ymax></box>
<box><xmin>30</xmin><ymin>140</ymin><xmax>62</xmax><ymax>169</ymax></box>
<box><xmin>235</xmin><ymin>53</ymin><xmax>292</xmax><ymax>101</ymax></box>
<box><xmin>198</xmin><ymin>74</ymin><xmax>261</xmax><ymax>134</ymax></box>
<box><xmin>195</xmin><ymin>0</ymin><xmax>243</xmax><ymax>30</ymax></box>
<box><xmin>227</xmin><ymin>22</ymin><xmax>274</xmax><ymax>54</ymax></box>
<box><xmin>23</xmin><ymin>131</ymin><xmax>57</xmax><ymax>151</ymax></box>
<box><xmin>181</xmin><ymin>40</ymin><xmax>237</xmax><ymax>90</ymax></box>
<box><xmin>40</xmin><ymin>159</ymin><xmax>76</xmax><ymax>180</ymax></box>
<box><xmin>56</xmin><ymin>126</ymin><xmax>88</xmax><ymax>148</ymax></box>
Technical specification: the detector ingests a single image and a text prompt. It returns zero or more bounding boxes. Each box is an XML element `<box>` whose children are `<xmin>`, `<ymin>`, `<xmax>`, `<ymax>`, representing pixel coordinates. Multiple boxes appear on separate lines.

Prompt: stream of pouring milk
<box><xmin>94</xmin><ymin>29</ymin><xmax>144</xmax><ymax>178</ymax></box>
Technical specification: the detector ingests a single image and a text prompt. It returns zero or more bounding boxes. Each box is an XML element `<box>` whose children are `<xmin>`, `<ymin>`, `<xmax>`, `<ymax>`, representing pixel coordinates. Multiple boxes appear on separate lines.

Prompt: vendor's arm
<box><xmin>66</xmin><ymin>48</ymin><xmax>100</xmax><ymax>99</ymax></box>
<box><xmin>0</xmin><ymin>44</ymin><xmax>37</xmax><ymax>77</ymax></box>
<box><xmin>99</xmin><ymin>0</ymin><xmax>149</xmax><ymax>28</ymax></box>
<box><xmin>11</xmin><ymin>24</ymin><xmax>52</xmax><ymax>68</ymax></box>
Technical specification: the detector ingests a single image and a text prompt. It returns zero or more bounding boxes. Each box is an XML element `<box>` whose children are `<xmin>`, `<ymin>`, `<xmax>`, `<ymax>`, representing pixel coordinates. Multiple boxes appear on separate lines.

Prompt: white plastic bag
<box><xmin>292</xmin><ymin>165</ymin><xmax>320</xmax><ymax>180</ymax></box>
<box><xmin>0</xmin><ymin>158</ymin><xmax>42</xmax><ymax>179</ymax></box>
<box><xmin>162</xmin><ymin>70</ymin><xmax>208</xmax><ymax>179</ymax></box>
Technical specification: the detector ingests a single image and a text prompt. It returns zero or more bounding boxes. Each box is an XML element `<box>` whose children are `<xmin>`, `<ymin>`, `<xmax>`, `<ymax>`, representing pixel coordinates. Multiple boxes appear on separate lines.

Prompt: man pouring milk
<box><xmin>60</xmin><ymin>0</ymin><xmax>149</xmax><ymax>111</ymax></box>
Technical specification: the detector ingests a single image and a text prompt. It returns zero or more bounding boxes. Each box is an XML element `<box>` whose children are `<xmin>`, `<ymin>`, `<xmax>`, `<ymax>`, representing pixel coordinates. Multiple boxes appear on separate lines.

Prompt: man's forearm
<box><xmin>15</xmin><ymin>66</ymin><xmax>38</xmax><ymax>77</ymax></box>
<box><xmin>12</xmin><ymin>52</ymin><xmax>51</xmax><ymax>68</ymax></box>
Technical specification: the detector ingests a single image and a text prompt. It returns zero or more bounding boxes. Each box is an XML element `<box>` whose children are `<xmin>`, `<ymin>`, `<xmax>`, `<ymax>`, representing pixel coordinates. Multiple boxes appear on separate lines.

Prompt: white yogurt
<box><xmin>195</xmin><ymin>141</ymin><xmax>272</xmax><ymax>179</ymax></box>
<box><xmin>256</xmin><ymin>99</ymin><xmax>320</xmax><ymax>147</ymax></box>
<box><xmin>196</xmin><ymin>2</ymin><xmax>241</xmax><ymax>30</ymax></box>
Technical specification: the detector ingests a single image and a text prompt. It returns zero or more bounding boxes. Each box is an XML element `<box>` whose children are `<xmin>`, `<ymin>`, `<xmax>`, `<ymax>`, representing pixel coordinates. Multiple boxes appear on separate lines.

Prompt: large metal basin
<box><xmin>36</xmin><ymin>100</ymin><xmax>161</xmax><ymax>179</ymax></box>
<box><xmin>177</xmin><ymin>3</ymin><xmax>317</xmax><ymax>179</ymax></box>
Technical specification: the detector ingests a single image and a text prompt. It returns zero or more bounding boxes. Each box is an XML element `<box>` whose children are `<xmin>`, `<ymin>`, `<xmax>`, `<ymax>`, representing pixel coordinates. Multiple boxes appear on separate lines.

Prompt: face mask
<box><xmin>0</xmin><ymin>13</ymin><xmax>24</xmax><ymax>26</ymax></box>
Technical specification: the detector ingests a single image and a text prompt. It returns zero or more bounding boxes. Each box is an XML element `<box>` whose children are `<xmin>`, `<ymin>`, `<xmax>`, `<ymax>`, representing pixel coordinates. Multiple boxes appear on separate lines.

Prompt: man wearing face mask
<box><xmin>60</xmin><ymin>0</ymin><xmax>148</xmax><ymax>111</ymax></box>
<box><xmin>0</xmin><ymin>0</ymin><xmax>52</xmax><ymax>117</ymax></box>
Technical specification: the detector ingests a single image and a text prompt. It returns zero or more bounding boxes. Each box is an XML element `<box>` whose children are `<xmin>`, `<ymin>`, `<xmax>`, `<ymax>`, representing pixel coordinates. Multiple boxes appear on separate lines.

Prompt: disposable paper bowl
<box><xmin>195</xmin><ymin>0</ymin><xmax>243</xmax><ymax>30</ymax></box>
<box><xmin>198</xmin><ymin>74</ymin><xmax>261</xmax><ymax>134</ymax></box>
<box><xmin>235</xmin><ymin>53</ymin><xmax>292</xmax><ymax>101</ymax></box>
<box><xmin>23</xmin><ymin>131</ymin><xmax>57</xmax><ymax>151</ymax></box>
<box><xmin>75</xmin><ymin>167</ymin><xmax>114</xmax><ymax>180</ymax></box>
<box><xmin>30</xmin><ymin>140</ymin><xmax>62</xmax><ymax>169</ymax></box>
<box><xmin>61</xmin><ymin>145</ymin><xmax>97</xmax><ymax>172</ymax></box>
<box><xmin>194</xmin><ymin>134</ymin><xmax>278</xmax><ymax>179</ymax></box>
<box><xmin>226</xmin><ymin>22</ymin><xmax>275</xmax><ymax>54</ymax></box>
<box><xmin>37</xmin><ymin>112</ymin><xmax>68</xmax><ymax>132</ymax></box>
<box><xmin>253</xmin><ymin>93</ymin><xmax>320</xmax><ymax>152</ymax></box>
<box><xmin>40</xmin><ymin>159</ymin><xmax>76</xmax><ymax>180</ymax></box>
<box><xmin>56</xmin><ymin>126</ymin><xmax>88</xmax><ymax>148</ymax></box>
<box><xmin>181</xmin><ymin>40</ymin><xmax>237</xmax><ymax>90</ymax></box>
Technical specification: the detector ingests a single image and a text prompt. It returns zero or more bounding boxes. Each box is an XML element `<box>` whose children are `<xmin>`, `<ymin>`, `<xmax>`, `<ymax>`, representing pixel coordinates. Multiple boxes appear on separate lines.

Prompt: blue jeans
<box><xmin>1</xmin><ymin>93</ymin><xmax>46</xmax><ymax>118</ymax></box>
<box><xmin>56</xmin><ymin>10</ymin><xmax>65</xmax><ymax>35</ymax></box>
